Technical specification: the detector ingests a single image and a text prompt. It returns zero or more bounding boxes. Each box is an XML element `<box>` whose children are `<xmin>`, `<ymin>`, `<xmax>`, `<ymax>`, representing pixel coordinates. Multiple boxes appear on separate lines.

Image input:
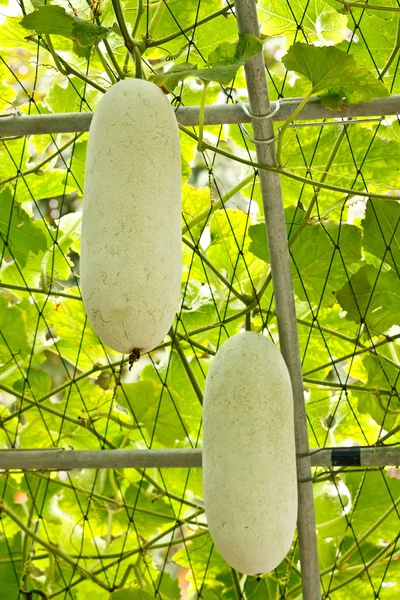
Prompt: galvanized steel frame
<box><xmin>0</xmin><ymin>95</ymin><xmax>399</xmax><ymax>137</ymax></box>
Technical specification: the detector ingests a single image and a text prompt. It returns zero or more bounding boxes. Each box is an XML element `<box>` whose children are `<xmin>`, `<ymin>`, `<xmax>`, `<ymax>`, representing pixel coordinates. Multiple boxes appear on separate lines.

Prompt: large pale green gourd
<box><xmin>203</xmin><ymin>331</ymin><xmax>298</xmax><ymax>575</ymax></box>
<box><xmin>81</xmin><ymin>80</ymin><xmax>181</xmax><ymax>355</ymax></box>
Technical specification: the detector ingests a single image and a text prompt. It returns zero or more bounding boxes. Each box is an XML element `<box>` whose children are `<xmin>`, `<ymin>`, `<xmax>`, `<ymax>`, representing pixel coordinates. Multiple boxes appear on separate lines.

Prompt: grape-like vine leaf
<box><xmin>151</xmin><ymin>34</ymin><xmax>262</xmax><ymax>92</ymax></box>
<box><xmin>335</xmin><ymin>264</ymin><xmax>400</xmax><ymax>332</ymax></box>
<box><xmin>259</xmin><ymin>0</ymin><xmax>349</xmax><ymax>46</ymax></box>
<box><xmin>283</xmin><ymin>42</ymin><xmax>389</xmax><ymax>108</ymax></box>
<box><xmin>20</xmin><ymin>5</ymin><xmax>111</xmax><ymax>47</ymax></box>
<box><xmin>362</xmin><ymin>198</ymin><xmax>400</xmax><ymax>272</ymax></box>
<box><xmin>0</xmin><ymin>187</ymin><xmax>48</xmax><ymax>268</ymax></box>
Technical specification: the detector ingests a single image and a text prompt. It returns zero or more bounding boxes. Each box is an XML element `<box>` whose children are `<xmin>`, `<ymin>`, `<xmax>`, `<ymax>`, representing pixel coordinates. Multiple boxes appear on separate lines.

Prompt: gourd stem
<box><xmin>197</xmin><ymin>81</ymin><xmax>209</xmax><ymax>151</ymax></box>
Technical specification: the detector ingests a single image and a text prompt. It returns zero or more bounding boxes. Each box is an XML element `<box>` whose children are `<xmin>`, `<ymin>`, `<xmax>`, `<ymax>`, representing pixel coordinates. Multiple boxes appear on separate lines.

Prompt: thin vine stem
<box><xmin>197</xmin><ymin>81</ymin><xmax>209</xmax><ymax>152</ymax></box>
<box><xmin>0</xmin><ymin>283</ymin><xmax>81</xmax><ymax>301</ymax></box>
<box><xmin>147</xmin><ymin>0</ymin><xmax>167</xmax><ymax>39</ymax></box>
<box><xmin>49</xmin><ymin>508</ymin><xmax>205</xmax><ymax>597</ymax></box>
<box><xmin>0</xmin><ymin>133</ymin><xmax>84</xmax><ymax>188</ymax></box>
<box><xmin>381</xmin><ymin>14</ymin><xmax>400</xmax><ymax>78</ymax></box>
<box><xmin>182</xmin><ymin>173</ymin><xmax>254</xmax><ymax>235</ymax></box>
<box><xmin>173</xmin><ymin>333</ymin><xmax>204</xmax><ymax>405</ymax></box>
<box><xmin>27</xmin><ymin>471</ymin><xmax>206</xmax><ymax>526</ymax></box>
<box><xmin>41</xmin><ymin>35</ymin><xmax>106</xmax><ymax>93</ymax></box>
<box><xmin>111</xmin><ymin>0</ymin><xmax>136</xmax><ymax>53</ymax></box>
<box><xmin>180</xmin><ymin>125</ymin><xmax>400</xmax><ymax>202</ymax></box>
<box><xmin>183</xmin><ymin>236</ymin><xmax>251</xmax><ymax>305</ymax></box>
<box><xmin>334</xmin><ymin>496</ymin><xmax>400</xmax><ymax>570</ymax></box>
<box><xmin>0</xmin><ymin>382</ymin><xmax>115</xmax><ymax>448</ymax></box>
<box><xmin>132</xmin><ymin>0</ymin><xmax>144</xmax><ymax>39</ymax></box>
<box><xmin>96</xmin><ymin>46</ymin><xmax>117</xmax><ymax>84</ymax></box>
<box><xmin>0</xmin><ymin>502</ymin><xmax>112</xmax><ymax>592</ymax></box>
<box><xmin>148</xmin><ymin>4</ymin><xmax>233</xmax><ymax>47</ymax></box>
<box><xmin>333</xmin><ymin>0</ymin><xmax>400</xmax><ymax>12</ymax></box>
<box><xmin>19</xmin><ymin>478</ymin><xmax>42</xmax><ymax>593</ymax></box>
<box><xmin>276</xmin><ymin>93</ymin><xmax>312</xmax><ymax>166</ymax></box>
<box><xmin>303</xmin><ymin>332</ymin><xmax>400</xmax><ymax>377</ymax></box>
<box><xmin>287</xmin><ymin>125</ymin><xmax>348</xmax><ymax>248</ymax></box>
<box><xmin>303</xmin><ymin>377</ymin><xmax>394</xmax><ymax>395</ymax></box>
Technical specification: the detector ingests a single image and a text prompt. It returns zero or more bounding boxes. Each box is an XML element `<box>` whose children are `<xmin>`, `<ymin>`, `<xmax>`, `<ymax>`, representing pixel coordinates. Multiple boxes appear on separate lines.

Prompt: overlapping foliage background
<box><xmin>0</xmin><ymin>0</ymin><xmax>400</xmax><ymax>598</ymax></box>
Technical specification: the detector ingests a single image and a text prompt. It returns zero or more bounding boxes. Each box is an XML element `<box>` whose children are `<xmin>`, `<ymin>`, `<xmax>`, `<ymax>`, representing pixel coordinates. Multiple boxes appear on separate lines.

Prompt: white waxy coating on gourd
<box><xmin>203</xmin><ymin>331</ymin><xmax>298</xmax><ymax>575</ymax></box>
<box><xmin>81</xmin><ymin>79</ymin><xmax>181</xmax><ymax>354</ymax></box>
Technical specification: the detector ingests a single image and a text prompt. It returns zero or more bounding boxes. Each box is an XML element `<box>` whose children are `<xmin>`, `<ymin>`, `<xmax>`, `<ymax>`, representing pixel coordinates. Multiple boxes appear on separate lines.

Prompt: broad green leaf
<box><xmin>207</xmin><ymin>33</ymin><xmax>262</xmax><ymax>67</ymax></box>
<box><xmin>151</xmin><ymin>34</ymin><xmax>262</xmax><ymax>92</ymax></box>
<box><xmin>0</xmin><ymin>535</ymin><xmax>22</xmax><ymax>597</ymax></box>
<box><xmin>0</xmin><ymin>187</ymin><xmax>48</xmax><ymax>268</ymax></box>
<box><xmin>0</xmin><ymin>295</ymin><xmax>31</xmax><ymax>363</ymax></box>
<box><xmin>46</xmin><ymin>78</ymin><xmax>99</xmax><ymax>113</ymax></box>
<box><xmin>207</xmin><ymin>208</ymin><xmax>265</xmax><ymax>295</ymax></box>
<box><xmin>362</xmin><ymin>198</ymin><xmax>400</xmax><ymax>272</ymax></box>
<box><xmin>20</xmin><ymin>5</ymin><xmax>111</xmax><ymax>47</ymax></box>
<box><xmin>314</xmin><ymin>480</ymin><xmax>348</xmax><ymax>538</ymax></box>
<box><xmin>13</xmin><ymin>367</ymin><xmax>51</xmax><ymax>399</ymax></box>
<box><xmin>248</xmin><ymin>205</ymin><xmax>305</xmax><ymax>262</ymax></box>
<box><xmin>249</xmin><ymin>214</ymin><xmax>362</xmax><ymax>306</ymax></box>
<box><xmin>45</xmin><ymin>297</ymin><xmax>110</xmax><ymax>371</ymax></box>
<box><xmin>0</xmin><ymin>61</ymin><xmax>16</xmax><ymax>112</ymax></box>
<box><xmin>352</xmin><ymin>354</ymin><xmax>400</xmax><ymax>430</ymax></box>
<box><xmin>0</xmin><ymin>16</ymin><xmax>36</xmax><ymax>50</ymax></box>
<box><xmin>291</xmin><ymin>221</ymin><xmax>362</xmax><ymax>305</ymax></box>
<box><xmin>259</xmin><ymin>0</ymin><xmax>348</xmax><ymax>46</ymax></box>
<box><xmin>173</xmin><ymin>533</ymin><xmax>228</xmax><ymax>595</ymax></box>
<box><xmin>335</xmin><ymin>264</ymin><xmax>400</xmax><ymax>333</ymax></box>
<box><xmin>283</xmin><ymin>43</ymin><xmax>389</xmax><ymax>107</ymax></box>
<box><xmin>140</xmin><ymin>350</ymin><xmax>204</xmax><ymax>435</ymax></box>
<box><xmin>337</xmin><ymin>13</ymin><xmax>398</xmax><ymax>70</ymax></box>
<box><xmin>115</xmin><ymin>380</ymin><xmax>191</xmax><ymax>446</ymax></box>
<box><xmin>344</xmin><ymin>470</ymin><xmax>400</xmax><ymax>541</ymax></box>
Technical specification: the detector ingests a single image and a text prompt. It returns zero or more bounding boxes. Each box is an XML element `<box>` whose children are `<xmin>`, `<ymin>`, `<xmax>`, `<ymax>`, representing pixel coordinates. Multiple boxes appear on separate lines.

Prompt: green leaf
<box><xmin>115</xmin><ymin>380</ymin><xmax>190</xmax><ymax>446</ymax></box>
<box><xmin>173</xmin><ymin>533</ymin><xmax>228</xmax><ymax>594</ymax></box>
<box><xmin>248</xmin><ymin>205</ymin><xmax>305</xmax><ymax>262</ymax></box>
<box><xmin>291</xmin><ymin>221</ymin><xmax>362</xmax><ymax>305</ymax></box>
<box><xmin>20</xmin><ymin>5</ymin><xmax>111</xmax><ymax>47</ymax></box>
<box><xmin>337</xmin><ymin>12</ymin><xmax>399</xmax><ymax>69</ymax></box>
<box><xmin>0</xmin><ymin>61</ymin><xmax>16</xmax><ymax>112</ymax></box>
<box><xmin>46</xmin><ymin>78</ymin><xmax>99</xmax><ymax>113</ymax></box>
<box><xmin>207</xmin><ymin>33</ymin><xmax>262</xmax><ymax>67</ymax></box>
<box><xmin>353</xmin><ymin>354</ymin><xmax>400</xmax><ymax>430</ymax></box>
<box><xmin>362</xmin><ymin>198</ymin><xmax>400</xmax><ymax>272</ymax></box>
<box><xmin>0</xmin><ymin>535</ymin><xmax>22</xmax><ymax>597</ymax></box>
<box><xmin>249</xmin><ymin>212</ymin><xmax>362</xmax><ymax>306</ymax></box>
<box><xmin>335</xmin><ymin>264</ymin><xmax>400</xmax><ymax>332</ymax></box>
<box><xmin>0</xmin><ymin>188</ymin><xmax>48</xmax><ymax>268</ymax></box>
<box><xmin>0</xmin><ymin>295</ymin><xmax>31</xmax><ymax>364</ymax></box>
<box><xmin>13</xmin><ymin>367</ymin><xmax>51</xmax><ymax>398</ymax></box>
<box><xmin>151</xmin><ymin>34</ymin><xmax>262</xmax><ymax>92</ymax></box>
<box><xmin>259</xmin><ymin>0</ymin><xmax>348</xmax><ymax>46</ymax></box>
<box><xmin>283</xmin><ymin>42</ymin><xmax>389</xmax><ymax>106</ymax></box>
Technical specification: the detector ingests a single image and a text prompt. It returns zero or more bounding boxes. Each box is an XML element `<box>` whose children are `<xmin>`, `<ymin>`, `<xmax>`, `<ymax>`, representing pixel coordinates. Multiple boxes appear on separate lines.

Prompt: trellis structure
<box><xmin>1</xmin><ymin>0</ymin><xmax>400</xmax><ymax>599</ymax></box>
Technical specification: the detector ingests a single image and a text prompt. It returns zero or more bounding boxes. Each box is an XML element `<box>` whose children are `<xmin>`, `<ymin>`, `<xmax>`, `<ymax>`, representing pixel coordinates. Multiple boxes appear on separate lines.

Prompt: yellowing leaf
<box><xmin>259</xmin><ymin>0</ymin><xmax>348</xmax><ymax>46</ymax></box>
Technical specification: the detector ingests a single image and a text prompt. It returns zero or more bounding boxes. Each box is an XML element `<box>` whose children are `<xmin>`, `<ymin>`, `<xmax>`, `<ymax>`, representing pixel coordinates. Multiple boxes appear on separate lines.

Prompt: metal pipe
<box><xmin>0</xmin><ymin>447</ymin><xmax>398</xmax><ymax>471</ymax></box>
<box><xmin>0</xmin><ymin>95</ymin><xmax>399</xmax><ymax>136</ymax></box>
<box><xmin>234</xmin><ymin>1</ymin><xmax>322</xmax><ymax>598</ymax></box>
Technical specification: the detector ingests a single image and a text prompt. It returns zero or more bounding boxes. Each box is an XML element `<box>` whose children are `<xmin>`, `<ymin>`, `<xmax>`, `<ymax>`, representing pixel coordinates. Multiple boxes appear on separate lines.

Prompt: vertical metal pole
<box><xmin>234</xmin><ymin>2</ymin><xmax>321</xmax><ymax>598</ymax></box>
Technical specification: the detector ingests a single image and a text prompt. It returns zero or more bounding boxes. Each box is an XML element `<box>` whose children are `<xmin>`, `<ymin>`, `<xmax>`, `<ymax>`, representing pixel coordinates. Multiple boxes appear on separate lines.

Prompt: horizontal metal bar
<box><xmin>1</xmin><ymin>95</ymin><xmax>399</xmax><ymax>136</ymax></box>
<box><xmin>0</xmin><ymin>446</ymin><xmax>398</xmax><ymax>471</ymax></box>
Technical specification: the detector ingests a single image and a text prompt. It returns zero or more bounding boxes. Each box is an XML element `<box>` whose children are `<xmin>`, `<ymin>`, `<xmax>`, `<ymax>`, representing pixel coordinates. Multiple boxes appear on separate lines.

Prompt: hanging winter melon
<box><xmin>81</xmin><ymin>79</ymin><xmax>182</xmax><ymax>358</ymax></box>
<box><xmin>203</xmin><ymin>331</ymin><xmax>298</xmax><ymax>575</ymax></box>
